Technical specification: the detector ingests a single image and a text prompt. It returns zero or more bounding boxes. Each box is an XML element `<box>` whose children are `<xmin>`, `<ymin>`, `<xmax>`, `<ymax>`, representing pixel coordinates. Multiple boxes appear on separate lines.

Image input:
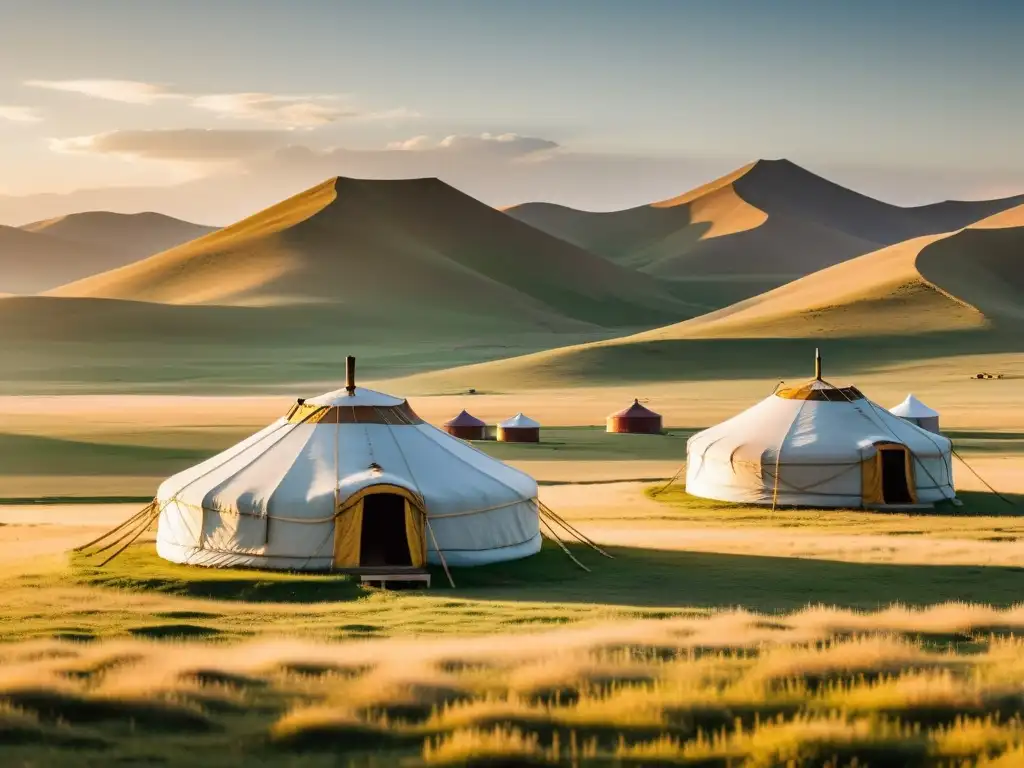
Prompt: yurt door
<box><xmin>333</xmin><ymin>485</ymin><xmax>427</xmax><ymax>570</ymax></box>
<box><xmin>359</xmin><ymin>493</ymin><xmax>413</xmax><ymax>567</ymax></box>
<box><xmin>880</xmin><ymin>447</ymin><xmax>913</xmax><ymax>504</ymax></box>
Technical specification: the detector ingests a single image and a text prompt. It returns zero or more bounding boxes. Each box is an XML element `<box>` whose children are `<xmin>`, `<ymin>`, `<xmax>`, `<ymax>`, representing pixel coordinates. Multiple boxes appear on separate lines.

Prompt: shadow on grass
<box><xmin>651</xmin><ymin>486</ymin><xmax>1024</xmax><ymax>518</ymax></box>
<box><xmin>74</xmin><ymin>519</ymin><xmax>1024</xmax><ymax>612</ymax></box>
<box><xmin>441</xmin><ymin>540</ymin><xmax>1024</xmax><ymax>611</ymax></box>
<box><xmin>70</xmin><ymin>547</ymin><xmax>364</xmax><ymax>604</ymax></box>
<box><xmin>947</xmin><ymin>429</ymin><xmax>1024</xmax><ymax>455</ymax></box>
<box><xmin>0</xmin><ymin>688</ymin><xmax>213</xmax><ymax>732</ymax></box>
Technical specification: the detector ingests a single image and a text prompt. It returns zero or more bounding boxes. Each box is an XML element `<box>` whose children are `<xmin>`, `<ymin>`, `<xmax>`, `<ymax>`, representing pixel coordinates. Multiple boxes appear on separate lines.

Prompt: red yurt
<box><xmin>606</xmin><ymin>399</ymin><xmax>662</xmax><ymax>434</ymax></box>
<box><xmin>443</xmin><ymin>410</ymin><xmax>488</xmax><ymax>440</ymax></box>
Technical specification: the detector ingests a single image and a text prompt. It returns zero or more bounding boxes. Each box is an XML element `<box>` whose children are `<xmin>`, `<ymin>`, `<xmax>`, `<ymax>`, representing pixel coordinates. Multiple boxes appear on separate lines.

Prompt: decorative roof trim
<box><xmin>285</xmin><ymin>401</ymin><xmax>423</xmax><ymax>425</ymax></box>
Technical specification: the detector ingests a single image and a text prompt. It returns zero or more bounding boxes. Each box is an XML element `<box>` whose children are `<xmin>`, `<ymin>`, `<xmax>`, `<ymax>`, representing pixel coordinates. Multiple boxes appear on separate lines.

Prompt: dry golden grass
<box><xmin>3</xmin><ymin>613</ymin><xmax>1024</xmax><ymax>764</ymax></box>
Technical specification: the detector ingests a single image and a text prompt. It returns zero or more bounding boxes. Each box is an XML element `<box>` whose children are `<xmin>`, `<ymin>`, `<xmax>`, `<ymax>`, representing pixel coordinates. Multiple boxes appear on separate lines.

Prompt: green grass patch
<box><xmin>62</xmin><ymin>535</ymin><xmax>1024</xmax><ymax>627</ymax></box>
<box><xmin>474</xmin><ymin>427</ymin><xmax>695</xmax><ymax>462</ymax></box>
<box><xmin>647</xmin><ymin>486</ymin><xmax>1024</xmax><ymax>534</ymax></box>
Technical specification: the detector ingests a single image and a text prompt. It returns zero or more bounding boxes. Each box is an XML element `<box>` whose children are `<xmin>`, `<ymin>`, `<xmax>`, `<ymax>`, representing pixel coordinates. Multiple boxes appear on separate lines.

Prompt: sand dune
<box><xmin>1</xmin><ymin>212</ymin><xmax>213</xmax><ymax>294</ymax></box>
<box><xmin>654</xmin><ymin>202</ymin><xmax>1024</xmax><ymax>339</ymax></box>
<box><xmin>393</xmin><ymin>204</ymin><xmax>1024</xmax><ymax>391</ymax></box>
<box><xmin>51</xmin><ymin>176</ymin><xmax>696</xmax><ymax>330</ymax></box>
<box><xmin>506</xmin><ymin>160</ymin><xmax>1024</xmax><ymax>310</ymax></box>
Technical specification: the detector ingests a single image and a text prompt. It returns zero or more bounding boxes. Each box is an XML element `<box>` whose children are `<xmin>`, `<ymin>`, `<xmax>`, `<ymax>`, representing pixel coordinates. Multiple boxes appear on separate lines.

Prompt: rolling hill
<box><xmin>1</xmin><ymin>212</ymin><xmax>213</xmax><ymax>294</ymax></box>
<box><xmin>506</xmin><ymin>159</ymin><xmax>1024</xmax><ymax>309</ymax></box>
<box><xmin>395</xmin><ymin>204</ymin><xmax>1024</xmax><ymax>391</ymax></box>
<box><xmin>21</xmin><ymin>211</ymin><xmax>214</xmax><ymax>259</ymax></box>
<box><xmin>51</xmin><ymin>176</ymin><xmax>698</xmax><ymax>330</ymax></box>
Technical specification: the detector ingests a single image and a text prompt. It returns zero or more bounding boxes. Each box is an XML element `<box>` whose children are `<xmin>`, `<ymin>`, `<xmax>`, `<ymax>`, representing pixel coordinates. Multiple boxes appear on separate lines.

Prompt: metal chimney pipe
<box><xmin>345</xmin><ymin>356</ymin><xmax>356</xmax><ymax>395</ymax></box>
<box><xmin>814</xmin><ymin>347</ymin><xmax>822</xmax><ymax>380</ymax></box>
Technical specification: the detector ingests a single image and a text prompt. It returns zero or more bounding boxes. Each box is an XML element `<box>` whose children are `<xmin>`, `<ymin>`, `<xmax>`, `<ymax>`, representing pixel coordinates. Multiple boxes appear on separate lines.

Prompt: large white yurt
<box><xmin>686</xmin><ymin>358</ymin><xmax>955</xmax><ymax>508</ymax></box>
<box><xmin>890</xmin><ymin>394</ymin><xmax>941</xmax><ymax>434</ymax></box>
<box><xmin>155</xmin><ymin>360</ymin><xmax>540</xmax><ymax>571</ymax></box>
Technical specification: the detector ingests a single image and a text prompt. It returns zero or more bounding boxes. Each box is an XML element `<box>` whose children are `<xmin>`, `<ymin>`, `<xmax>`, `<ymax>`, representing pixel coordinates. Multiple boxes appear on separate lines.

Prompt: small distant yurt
<box><xmin>154</xmin><ymin>358</ymin><xmax>539</xmax><ymax>571</ymax></box>
<box><xmin>607</xmin><ymin>399</ymin><xmax>662</xmax><ymax>434</ymax></box>
<box><xmin>498</xmin><ymin>413</ymin><xmax>541</xmax><ymax>443</ymax></box>
<box><xmin>443</xmin><ymin>410</ymin><xmax>487</xmax><ymax>441</ymax></box>
<box><xmin>890</xmin><ymin>394</ymin><xmax>941</xmax><ymax>434</ymax></box>
<box><xmin>686</xmin><ymin>352</ymin><xmax>954</xmax><ymax>508</ymax></box>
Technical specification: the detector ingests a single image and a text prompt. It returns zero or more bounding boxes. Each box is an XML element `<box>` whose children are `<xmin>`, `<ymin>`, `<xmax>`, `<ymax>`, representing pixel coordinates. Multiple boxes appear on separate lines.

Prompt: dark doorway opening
<box><xmin>360</xmin><ymin>494</ymin><xmax>412</xmax><ymax>567</ymax></box>
<box><xmin>881</xmin><ymin>448</ymin><xmax>913</xmax><ymax>504</ymax></box>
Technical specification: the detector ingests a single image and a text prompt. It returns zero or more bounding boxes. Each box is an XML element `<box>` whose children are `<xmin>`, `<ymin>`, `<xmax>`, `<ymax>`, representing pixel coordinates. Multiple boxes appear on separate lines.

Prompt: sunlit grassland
<box><xmin>2</xmin><ymin>420</ymin><xmax>1024</xmax><ymax>763</ymax></box>
<box><xmin>3</xmin><ymin>522</ymin><xmax>1024</xmax><ymax>649</ymax></box>
<box><xmin>0</xmin><ymin>424</ymin><xmax>1020</xmax><ymax>500</ymax></box>
<box><xmin>643</xmin><ymin>486</ymin><xmax>1024</xmax><ymax>541</ymax></box>
<box><xmin>5</xmin><ymin>611</ymin><xmax>1024</xmax><ymax>765</ymax></box>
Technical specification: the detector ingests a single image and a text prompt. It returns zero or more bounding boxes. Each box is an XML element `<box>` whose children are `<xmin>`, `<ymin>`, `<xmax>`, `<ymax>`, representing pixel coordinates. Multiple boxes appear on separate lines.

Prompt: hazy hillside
<box><xmin>52</xmin><ymin>176</ymin><xmax>698</xmax><ymax>329</ymax></box>
<box><xmin>395</xmin><ymin>204</ymin><xmax>1024</xmax><ymax>391</ymax></box>
<box><xmin>1</xmin><ymin>212</ymin><xmax>213</xmax><ymax>294</ymax></box>
<box><xmin>0</xmin><ymin>226</ymin><xmax>109</xmax><ymax>294</ymax></box>
<box><xmin>21</xmin><ymin>211</ymin><xmax>214</xmax><ymax>259</ymax></box>
<box><xmin>506</xmin><ymin>160</ymin><xmax>1024</xmax><ymax>309</ymax></box>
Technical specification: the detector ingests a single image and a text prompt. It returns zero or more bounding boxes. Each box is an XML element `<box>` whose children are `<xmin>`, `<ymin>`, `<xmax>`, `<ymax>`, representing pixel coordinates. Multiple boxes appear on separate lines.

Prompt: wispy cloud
<box><xmin>386</xmin><ymin>135</ymin><xmax>431</xmax><ymax>150</ymax></box>
<box><xmin>0</xmin><ymin>106</ymin><xmax>42</xmax><ymax>123</ymax></box>
<box><xmin>25</xmin><ymin>79</ymin><xmax>179</xmax><ymax>105</ymax></box>
<box><xmin>53</xmin><ymin>129</ymin><xmax>558</xmax><ymax>164</ymax></box>
<box><xmin>191</xmin><ymin>93</ymin><xmax>357</xmax><ymax>128</ymax></box>
<box><xmin>388</xmin><ymin>132</ymin><xmax>559</xmax><ymax>158</ymax></box>
<box><xmin>50</xmin><ymin>129</ymin><xmax>289</xmax><ymax>161</ymax></box>
<box><xmin>26</xmin><ymin>78</ymin><xmax>416</xmax><ymax>129</ymax></box>
<box><xmin>438</xmin><ymin>132</ymin><xmax>559</xmax><ymax>156</ymax></box>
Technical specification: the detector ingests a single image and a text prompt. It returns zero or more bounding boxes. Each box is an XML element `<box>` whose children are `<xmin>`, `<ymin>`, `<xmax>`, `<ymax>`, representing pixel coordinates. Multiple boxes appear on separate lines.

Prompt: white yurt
<box><xmin>497</xmin><ymin>413</ymin><xmax>541</xmax><ymax>443</ymax></box>
<box><xmin>686</xmin><ymin>358</ymin><xmax>955</xmax><ymax>508</ymax></box>
<box><xmin>155</xmin><ymin>360</ymin><xmax>540</xmax><ymax>571</ymax></box>
<box><xmin>890</xmin><ymin>394</ymin><xmax>941</xmax><ymax>434</ymax></box>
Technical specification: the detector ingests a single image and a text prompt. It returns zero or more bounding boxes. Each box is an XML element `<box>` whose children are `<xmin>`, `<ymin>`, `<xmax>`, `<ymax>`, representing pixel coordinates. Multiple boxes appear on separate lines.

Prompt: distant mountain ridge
<box><xmin>394</xmin><ymin>201</ymin><xmax>1024</xmax><ymax>392</ymax></box>
<box><xmin>0</xmin><ymin>211</ymin><xmax>214</xmax><ymax>294</ymax></box>
<box><xmin>21</xmin><ymin>211</ymin><xmax>215</xmax><ymax>257</ymax></box>
<box><xmin>506</xmin><ymin>159</ymin><xmax>1024</xmax><ymax>283</ymax></box>
<box><xmin>50</xmin><ymin>176</ymin><xmax>702</xmax><ymax>331</ymax></box>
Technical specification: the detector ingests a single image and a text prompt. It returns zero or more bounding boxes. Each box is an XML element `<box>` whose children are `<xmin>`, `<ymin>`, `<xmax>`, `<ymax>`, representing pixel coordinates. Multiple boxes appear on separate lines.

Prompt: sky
<box><xmin>0</xmin><ymin>0</ymin><xmax>1022</xmax><ymax>224</ymax></box>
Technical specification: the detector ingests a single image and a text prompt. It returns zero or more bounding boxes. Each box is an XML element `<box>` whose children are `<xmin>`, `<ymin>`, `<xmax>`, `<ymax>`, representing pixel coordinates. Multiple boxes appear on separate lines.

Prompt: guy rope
<box><xmin>74</xmin><ymin>498</ymin><xmax>162</xmax><ymax>567</ymax></box>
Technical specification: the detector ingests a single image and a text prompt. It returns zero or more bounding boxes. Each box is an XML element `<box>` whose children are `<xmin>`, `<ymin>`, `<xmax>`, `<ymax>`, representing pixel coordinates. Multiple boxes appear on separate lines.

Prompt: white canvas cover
<box><xmin>499</xmin><ymin>413</ymin><xmax>541</xmax><ymax>428</ymax></box>
<box><xmin>155</xmin><ymin>386</ymin><xmax>540</xmax><ymax>570</ymax></box>
<box><xmin>890</xmin><ymin>394</ymin><xmax>939</xmax><ymax>418</ymax></box>
<box><xmin>686</xmin><ymin>381</ymin><xmax>955</xmax><ymax>507</ymax></box>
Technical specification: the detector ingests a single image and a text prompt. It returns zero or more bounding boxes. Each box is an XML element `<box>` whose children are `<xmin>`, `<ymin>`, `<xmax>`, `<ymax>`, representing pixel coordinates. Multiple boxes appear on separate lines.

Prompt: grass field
<box><xmin>7</xmin><ymin>536</ymin><xmax>1024</xmax><ymax>765</ymax></box>
<box><xmin>4</xmin><ymin>148</ymin><xmax>1024</xmax><ymax>766</ymax></box>
<box><xmin>0</xmin><ymin>422</ymin><xmax>1019</xmax><ymax>500</ymax></box>
<box><xmin>1</xmin><ymin>377</ymin><xmax>1023</xmax><ymax>765</ymax></box>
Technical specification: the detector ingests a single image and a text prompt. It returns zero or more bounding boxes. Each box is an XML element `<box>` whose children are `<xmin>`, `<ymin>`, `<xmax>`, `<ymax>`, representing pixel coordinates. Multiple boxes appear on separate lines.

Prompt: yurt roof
<box><xmin>890</xmin><ymin>394</ymin><xmax>939</xmax><ymax>418</ymax></box>
<box><xmin>284</xmin><ymin>386</ymin><xmax>421</xmax><ymax>425</ymax></box>
<box><xmin>775</xmin><ymin>378</ymin><xmax>864</xmax><ymax>402</ymax></box>
<box><xmin>500</xmin><ymin>412</ymin><xmax>540</xmax><ymax>428</ymax></box>
<box><xmin>305</xmin><ymin>386</ymin><xmax>405</xmax><ymax>407</ymax></box>
<box><xmin>445</xmin><ymin>409</ymin><xmax>487</xmax><ymax>427</ymax></box>
<box><xmin>687</xmin><ymin>383</ymin><xmax>951</xmax><ymax>465</ymax></box>
<box><xmin>610</xmin><ymin>399</ymin><xmax>660</xmax><ymax>419</ymax></box>
<box><xmin>157</xmin><ymin>384</ymin><xmax>537</xmax><ymax>520</ymax></box>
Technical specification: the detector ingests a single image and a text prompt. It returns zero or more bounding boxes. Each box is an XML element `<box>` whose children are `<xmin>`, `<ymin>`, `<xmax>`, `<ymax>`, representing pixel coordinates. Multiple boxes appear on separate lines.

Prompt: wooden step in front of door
<box><xmin>864</xmin><ymin>503</ymin><xmax>935</xmax><ymax>512</ymax></box>
<box><xmin>334</xmin><ymin>566</ymin><xmax>431</xmax><ymax>588</ymax></box>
